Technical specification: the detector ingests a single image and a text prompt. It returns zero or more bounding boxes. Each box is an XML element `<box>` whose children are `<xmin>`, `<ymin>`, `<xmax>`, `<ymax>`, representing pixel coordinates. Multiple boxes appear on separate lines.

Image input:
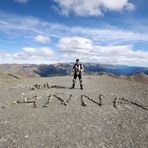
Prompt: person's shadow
<box><xmin>50</xmin><ymin>85</ymin><xmax>71</xmax><ymax>89</ymax></box>
<box><xmin>50</xmin><ymin>85</ymin><xmax>81</xmax><ymax>90</ymax></box>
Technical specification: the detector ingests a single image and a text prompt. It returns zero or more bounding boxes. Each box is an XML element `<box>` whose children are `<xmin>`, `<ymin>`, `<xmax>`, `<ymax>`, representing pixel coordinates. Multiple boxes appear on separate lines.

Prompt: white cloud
<box><xmin>0</xmin><ymin>39</ymin><xmax>148</xmax><ymax>66</ymax></box>
<box><xmin>69</xmin><ymin>27</ymin><xmax>148</xmax><ymax>43</ymax></box>
<box><xmin>34</xmin><ymin>35</ymin><xmax>50</xmax><ymax>43</ymax></box>
<box><xmin>0</xmin><ymin>52</ymin><xmax>12</xmax><ymax>59</ymax></box>
<box><xmin>58</xmin><ymin>36</ymin><xmax>148</xmax><ymax>65</ymax></box>
<box><xmin>14</xmin><ymin>0</ymin><xmax>28</xmax><ymax>4</ymax></box>
<box><xmin>59</xmin><ymin>37</ymin><xmax>93</xmax><ymax>53</ymax></box>
<box><xmin>1</xmin><ymin>11</ymin><xmax>148</xmax><ymax>44</ymax></box>
<box><xmin>0</xmin><ymin>11</ymin><xmax>148</xmax><ymax>66</ymax></box>
<box><xmin>0</xmin><ymin>47</ymin><xmax>54</xmax><ymax>62</ymax></box>
<box><xmin>20</xmin><ymin>47</ymin><xmax>53</xmax><ymax>57</ymax></box>
<box><xmin>54</xmin><ymin>0</ymin><xmax>135</xmax><ymax>16</ymax></box>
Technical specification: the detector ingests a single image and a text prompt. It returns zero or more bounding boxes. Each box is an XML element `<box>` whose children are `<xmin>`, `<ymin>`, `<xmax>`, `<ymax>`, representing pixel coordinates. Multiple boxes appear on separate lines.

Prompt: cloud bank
<box><xmin>58</xmin><ymin>36</ymin><xmax>148</xmax><ymax>65</ymax></box>
<box><xmin>0</xmin><ymin>47</ymin><xmax>54</xmax><ymax>63</ymax></box>
<box><xmin>54</xmin><ymin>0</ymin><xmax>135</xmax><ymax>16</ymax></box>
<box><xmin>0</xmin><ymin>11</ymin><xmax>148</xmax><ymax>66</ymax></box>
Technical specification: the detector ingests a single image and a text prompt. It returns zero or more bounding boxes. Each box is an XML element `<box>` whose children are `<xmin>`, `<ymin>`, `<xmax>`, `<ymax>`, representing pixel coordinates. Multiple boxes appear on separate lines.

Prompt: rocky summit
<box><xmin>0</xmin><ymin>74</ymin><xmax>148</xmax><ymax>148</ymax></box>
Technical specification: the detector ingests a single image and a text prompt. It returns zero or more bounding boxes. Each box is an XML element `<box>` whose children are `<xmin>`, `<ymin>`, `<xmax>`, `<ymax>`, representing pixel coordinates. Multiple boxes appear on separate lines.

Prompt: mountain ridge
<box><xmin>0</xmin><ymin>63</ymin><xmax>148</xmax><ymax>78</ymax></box>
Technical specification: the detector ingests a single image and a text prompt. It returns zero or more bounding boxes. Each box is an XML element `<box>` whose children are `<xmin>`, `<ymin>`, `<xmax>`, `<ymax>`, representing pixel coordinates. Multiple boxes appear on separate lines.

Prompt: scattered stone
<box><xmin>4</xmin><ymin>120</ymin><xmax>8</xmax><ymax>124</ymax></box>
<box><xmin>21</xmin><ymin>92</ymin><xmax>25</xmax><ymax>96</ymax></box>
<box><xmin>118</xmin><ymin>97</ymin><xmax>129</xmax><ymax>104</ymax></box>
<box><xmin>15</xmin><ymin>95</ymin><xmax>38</xmax><ymax>108</ymax></box>
<box><xmin>113</xmin><ymin>97</ymin><xmax>148</xmax><ymax>111</ymax></box>
<box><xmin>113</xmin><ymin>97</ymin><xmax>118</xmax><ymax>108</ymax></box>
<box><xmin>16</xmin><ymin>100</ymin><xmax>23</xmax><ymax>104</ymax></box>
<box><xmin>98</xmin><ymin>94</ymin><xmax>103</xmax><ymax>106</ymax></box>
<box><xmin>1</xmin><ymin>105</ymin><xmax>7</xmax><ymax>109</ymax></box>
<box><xmin>12</xmin><ymin>101</ymin><xmax>17</xmax><ymax>105</ymax></box>
<box><xmin>33</xmin><ymin>95</ymin><xmax>38</xmax><ymax>100</ymax></box>
<box><xmin>53</xmin><ymin>94</ymin><xmax>67</xmax><ymax>106</ymax></box>
<box><xmin>82</xmin><ymin>94</ymin><xmax>102</xmax><ymax>106</ymax></box>
<box><xmin>25</xmin><ymin>100</ymin><xmax>36</xmax><ymax>103</ymax></box>
<box><xmin>43</xmin><ymin>83</ymin><xmax>47</xmax><ymax>88</ymax></box>
<box><xmin>33</xmin><ymin>101</ymin><xmax>37</xmax><ymax>108</ymax></box>
<box><xmin>131</xmin><ymin>102</ymin><xmax>148</xmax><ymax>111</ymax></box>
<box><xmin>66</xmin><ymin>94</ymin><xmax>72</xmax><ymax>104</ymax></box>
<box><xmin>43</xmin><ymin>83</ymin><xmax>50</xmax><ymax>88</ymax></box>
<box><xmin>34</xmin><ymin>84</ymin><xmax>41</xmax><ymax>90</ymax></box>
<box><xmin>30</xmin><ymin>83</ymin><xmax>69</xmax><ymax>91</ymax></box>
<box><xmin>47</xmin><ymin>83</ymin><xmax>50</xmax><ymax>88</ymax></box>
<box><xmin>24</xmin><ymin>135</ymin><xmax>28</xmax><ymax>139</ymax></box>
<box><xmin>43</xmin><ymin>95</ymin><xmax>51</xmax><ymax>107</ymax></box>
<box><xmin>30</xmin><ymin>87</ymin><xmax>35</xmax><ymax>90</ymax></box>
<box><xmin>81</xmin><ymin>95</ymin><xmax>87</xmax><ymax>107</ymax></box>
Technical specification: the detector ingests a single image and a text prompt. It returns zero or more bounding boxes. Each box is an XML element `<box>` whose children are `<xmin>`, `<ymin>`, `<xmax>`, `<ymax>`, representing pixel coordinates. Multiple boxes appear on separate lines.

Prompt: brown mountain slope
<box><xmin>120</xmin><ymin>72</ymin><xmax>148</xmax><ymax>84</ymax></box>
<box><xmin>0</xmin><ymin>64</ymin><xmax>39</xmax><ymax>78</ymax></box>
<box><xmin>131</xmin><ymin>72</ymin><xmax>148</xmax><ymax>83</ymax></box>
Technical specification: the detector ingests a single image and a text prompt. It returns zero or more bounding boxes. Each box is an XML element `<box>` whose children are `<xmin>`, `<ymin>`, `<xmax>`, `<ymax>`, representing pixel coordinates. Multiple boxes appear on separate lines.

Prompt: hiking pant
<box><xmin>73</xmin><ymin>73</ymin><xmax>83</xmax><ymax>87</ymax></box>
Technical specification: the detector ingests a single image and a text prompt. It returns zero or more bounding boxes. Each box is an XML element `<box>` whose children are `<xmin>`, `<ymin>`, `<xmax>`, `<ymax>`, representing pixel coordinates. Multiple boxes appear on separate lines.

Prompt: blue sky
<box><xmin>0</xmin><ymin>0</ymin><xmax>148</xmax><ymax>67</ymax></box>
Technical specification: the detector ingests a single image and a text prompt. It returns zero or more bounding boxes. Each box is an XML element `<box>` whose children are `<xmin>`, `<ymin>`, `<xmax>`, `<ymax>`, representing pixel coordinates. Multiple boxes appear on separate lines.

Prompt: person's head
<box><xmin>76</xmin><ymin>59</ymin><xmax>79</xmax><ymax>64</ymax></box>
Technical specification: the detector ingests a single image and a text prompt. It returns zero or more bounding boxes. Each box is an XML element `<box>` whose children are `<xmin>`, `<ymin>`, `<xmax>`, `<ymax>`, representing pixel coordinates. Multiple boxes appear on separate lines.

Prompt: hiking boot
<box><xmin>80</xmin><ymin>84</ymin><xmax>83</xmax><ymax>90</ymax></box>
<box><xmin>71</xmin><ymin>84</ymin><xmax>75</xmax><ymax>89</ymax></box>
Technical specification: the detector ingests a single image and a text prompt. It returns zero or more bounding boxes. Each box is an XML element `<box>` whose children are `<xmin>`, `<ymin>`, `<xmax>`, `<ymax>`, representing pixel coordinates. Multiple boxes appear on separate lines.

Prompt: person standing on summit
<box><xmin>71</xmin><ymin>59</ymin><xmax>84</xmax><ymax>90</ymax></box>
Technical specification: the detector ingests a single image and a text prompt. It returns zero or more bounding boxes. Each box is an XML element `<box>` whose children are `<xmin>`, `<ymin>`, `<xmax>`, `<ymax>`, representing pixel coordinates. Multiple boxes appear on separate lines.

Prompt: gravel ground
<box><xmin>0</xmin><ymin>75</ymin><xmax>148</xmax><ymax>148</ymax></box>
